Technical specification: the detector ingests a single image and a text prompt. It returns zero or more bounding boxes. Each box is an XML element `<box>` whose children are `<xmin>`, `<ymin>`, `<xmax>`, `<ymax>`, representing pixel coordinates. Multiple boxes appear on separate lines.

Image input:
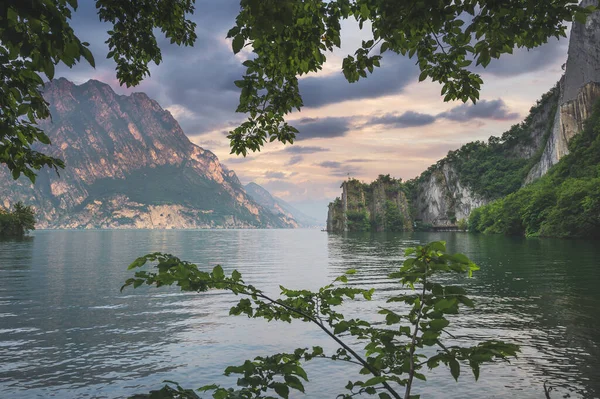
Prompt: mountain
<box><xmin>327</xmin><ymin>2</ymin><xmax>600</xmax><ymax>234</ymax></box>
<box><xmin>244</xmin><ymin>182</ymin><xmax>321</xmax><ymax>228</ymax></box>
<box><xmin>0</xmin><ymin>78</ymin><xmax>296</xmax><ymax>229</ymax></box>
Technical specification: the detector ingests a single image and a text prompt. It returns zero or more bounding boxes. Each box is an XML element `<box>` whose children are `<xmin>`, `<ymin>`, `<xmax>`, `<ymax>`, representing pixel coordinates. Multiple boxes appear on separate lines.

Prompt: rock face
<box><xmin>326</xmin><ymin>176</ymin><xmax>412</xmax><ymax>232</ymax></box>
<box><xmin>527</xmin><ymin>81</ymin><xmax>600</xmax><ymax>182</ymax></box>
<box><xmin>0</xmin><ymin>78</ymin><xmax>295</xmax><ymax>229</ymax></box>
<box><xmin>414</xmin><ymin>164</ymin><xmax>487</xmax><ymax>226</ymax></box>
<box><xmin>244</xmin><ymin>182</ymin><xmax>321</xmax><ymax>228</ymax></box>
<box><xmin>526</xmin><ymin>0</ymin><xmax>600</xmax><ymax>181</ymax></box>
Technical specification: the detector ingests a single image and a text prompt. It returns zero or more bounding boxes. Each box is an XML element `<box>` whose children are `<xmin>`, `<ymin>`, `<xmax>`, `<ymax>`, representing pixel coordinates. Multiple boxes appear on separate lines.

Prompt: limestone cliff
<box><xmin>327</xmin><ymin>176</ymin><xmax>412</xmax><ymax>232</ymax></box>
<box><xmin>526</xmin><ymin>0</ymin><xmax>600</xmax><ymax>181</ymax></box>
<box><xmin>0</xmin><ymin>79</ymin><xmax>296</xmax><ymax>229</ymax></box>
<box><xmin>414</xmin><ymin>164</ymin><xmax>486</xmax><ymax>227</ymax></box>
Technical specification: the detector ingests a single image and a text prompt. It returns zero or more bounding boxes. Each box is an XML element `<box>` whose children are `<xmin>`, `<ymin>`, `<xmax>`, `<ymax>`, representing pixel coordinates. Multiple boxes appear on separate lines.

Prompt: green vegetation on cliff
<box><xmin>469</xmin><ymin>100</ymin><xmax>600</xmax><ymax>238</ymax></box>
<box><xmin>0</xmin><ymin>202</ymin><xmax>36</xmax><ymax>238</ymax></box>
<box><xmin>412</xmin><ymin>85</ymin><xmax>559</xmax><ymax>201</ymax></box>
<box><xmin>327</xmin><ymin>175</ymin><xmax>412</xmax><ymax>233</ymax></box>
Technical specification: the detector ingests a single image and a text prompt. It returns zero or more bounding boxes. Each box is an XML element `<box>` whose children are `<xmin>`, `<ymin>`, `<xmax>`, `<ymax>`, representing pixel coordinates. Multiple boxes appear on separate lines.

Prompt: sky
<box><xmin>56</xmin><ymin>1</ymin><xmax>571</xmax><ymax>220</ymax></box>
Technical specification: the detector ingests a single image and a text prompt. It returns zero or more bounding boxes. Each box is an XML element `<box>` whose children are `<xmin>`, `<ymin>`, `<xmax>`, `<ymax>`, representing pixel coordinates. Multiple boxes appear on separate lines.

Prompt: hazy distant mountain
<box><xmin>0</xmin><ymin>78</ymin><xmax>296</xmax><ymax>229</ymax></box>
<box><xmin>244</xmin><ymin>182</ymin><xmax>321</xmax><ymax>228</ymax></box>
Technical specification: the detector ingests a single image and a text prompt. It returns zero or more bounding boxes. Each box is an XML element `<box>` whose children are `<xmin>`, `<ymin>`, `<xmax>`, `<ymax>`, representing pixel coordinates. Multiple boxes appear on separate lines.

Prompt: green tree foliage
<box><xmin>469</xmin><ymin>100</ymin><xmax>600</xmax><ymax>238</ymax></box>
<box><xmin>347</xmin><ymin>209</ymin><xmax>370</xmax><ymax>232</ymax></box>
<box><xmin>0</xmin><ymin>201</ymin><xmax>36</xmax><ymax>237</ymax></box>
<box><xmin>384</xmin><ymin>200</ymin><xmax>404</xmax><ymax>232</ymax></box>
<box><xmin>0</xmin><ymin>0</ymin><xmax>197</xmax><ymax>181</ymax></box>
<box><xmin>1</xmin><ymin>1</ymin><xmax>595</xmax><ymax>175</ymax></box>
<box><xmin>123</xmin><ymin>241</ymin><xmax>519</xmax><ymax>399</ymax></box>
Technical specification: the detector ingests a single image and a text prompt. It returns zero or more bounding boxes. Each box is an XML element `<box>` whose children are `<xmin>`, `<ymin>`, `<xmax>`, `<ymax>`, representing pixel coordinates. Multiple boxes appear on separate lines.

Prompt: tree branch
<box><xmin>403</xmin><ymin>265</ymin><xmax>429</xmax><ymax>399</ymax></box>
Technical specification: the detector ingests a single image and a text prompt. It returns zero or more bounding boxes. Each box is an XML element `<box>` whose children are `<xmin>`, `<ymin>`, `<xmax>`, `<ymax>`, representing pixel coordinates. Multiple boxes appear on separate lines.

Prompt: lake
<box><xmin>0</xmin><ymin>230</ymin><xmax>598</xmax><ymax>398</ymax></box>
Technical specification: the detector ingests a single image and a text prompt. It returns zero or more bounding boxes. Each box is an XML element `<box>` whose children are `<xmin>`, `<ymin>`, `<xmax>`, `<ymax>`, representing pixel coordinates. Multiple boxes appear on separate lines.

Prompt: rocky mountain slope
<box><xmin>244</xmin><ymin>182</ymin><xmax>321</xmax><ymax>228</ymax></box>
<box><xmin>0</xmin><ymin>78</ymin><xmax>296</xmax><ymax>229</ymax></box>
<box><xmin>327</xmin><ymin>1</ymin><xmax>600</xmax><ymax>231</ymax></box>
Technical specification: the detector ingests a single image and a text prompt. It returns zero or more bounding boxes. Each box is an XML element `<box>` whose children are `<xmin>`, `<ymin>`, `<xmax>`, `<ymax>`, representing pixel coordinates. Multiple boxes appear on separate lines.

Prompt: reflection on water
<box><xmin>0</xmin><ymin>230</ymin><xmax>598</xmax><ymax>398</ymax></box>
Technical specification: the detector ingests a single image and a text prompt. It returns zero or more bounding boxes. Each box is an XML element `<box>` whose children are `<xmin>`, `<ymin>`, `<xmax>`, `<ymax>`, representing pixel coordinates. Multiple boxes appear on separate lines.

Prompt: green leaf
<box><xmin>212</xmin><ymin>265</ymin><xmax>224</xmax><ymax>280</ymax></box>
<box><xmin>128</xmin><ymin>257</ymin><xmax>147</xmax><ymax>270</ymax></box>
<box><xmin>231</xmin><ymin>270</ymin><xmax>242</xmax><ymax>281</ymax></box>
<box><xmin>429</xmin><ymin>318</ymin><xmax>450</xmax><ymax>331</ymax></box>
<box><xmin>232</xmin><ymin>35</ymin><xmax>245</xmax><ymax>54</ymax></box>
<box><xmin>574</xmin><ymin>11</ymin><xmax>588</xmax><ymax>24</ymax></box>
<box><xmin>284</xmin><ymin>375</ymin><xmax>305</xmax><ymax>393</ymax></box>
<box><xmin>273</xmin><ymin>382</ymin><xmax>289</xmax><ymax>398</ymax></box>
<box><xmin>449</xmin><ymin>358</ymin><xmax>460</xmax><ymax>381</ymax></box>
<box><xmin>470</xmin><ymin>361</ymin><xmax>480</xmax><ymax>381</ymax></box>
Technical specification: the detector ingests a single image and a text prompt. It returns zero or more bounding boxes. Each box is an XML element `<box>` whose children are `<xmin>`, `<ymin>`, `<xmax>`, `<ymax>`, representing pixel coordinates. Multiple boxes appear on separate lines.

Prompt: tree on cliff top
<box><xmin>1</xmin><ymin>0</ymin><xmax>596</xmax><ymax>180</ymax></box>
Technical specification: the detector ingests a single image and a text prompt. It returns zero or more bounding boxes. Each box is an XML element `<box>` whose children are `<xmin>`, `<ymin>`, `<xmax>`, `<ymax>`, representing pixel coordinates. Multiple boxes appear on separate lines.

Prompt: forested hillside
<box><xmin>469</xmin><ymin>100</ymin><xmax>600</xmax><ymax>238</ymax></box>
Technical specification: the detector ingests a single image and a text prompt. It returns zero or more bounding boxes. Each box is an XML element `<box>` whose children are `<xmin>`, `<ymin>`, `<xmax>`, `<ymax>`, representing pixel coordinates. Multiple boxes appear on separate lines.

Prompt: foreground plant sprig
<box><xmin>123</xmin><ymin>241</ymin><xmax>519</xmax><ymax>399</ymax></box>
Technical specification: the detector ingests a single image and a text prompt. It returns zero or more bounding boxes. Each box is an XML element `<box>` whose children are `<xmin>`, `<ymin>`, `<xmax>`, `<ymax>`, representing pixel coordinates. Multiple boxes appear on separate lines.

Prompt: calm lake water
<box><xmin>0</xmin><ymin>230</ymin><xmax>598</xmax><ymax>399</ymax></box>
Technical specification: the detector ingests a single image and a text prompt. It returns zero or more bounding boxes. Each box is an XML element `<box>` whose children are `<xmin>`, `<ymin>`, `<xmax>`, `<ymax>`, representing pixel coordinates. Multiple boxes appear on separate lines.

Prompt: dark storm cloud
<box><xmin>300</xmin><ymin>54</ymin><xmax>419</xmax><ymax>108</ymax></box>
<box><xmin>370</xmin><ymin>111</ymin><xmax>436</xmax><ymax>128</ymax></box>
<box><xmin>282</xmin><ymin>146</ymin><xmax>330</xmax><ymax>154</ymax></box>
<box><xmin>265</xmin><ymin>171</ymin><xmax>286</xmax><ymax>179</ymax></box>
<box><xmin>438</xmin><ymin>99</ymin><xmax>520</xmax><ymax>122</ymax></box>
<box><xmin>295</xmin><ymin>117</ymin><xmax>353</xmax><ymax>140</ymax></box>
<box><xmin>286</xmin><ymin>155</ymin><xmax>304</xmax><ymax>166</ymax></box>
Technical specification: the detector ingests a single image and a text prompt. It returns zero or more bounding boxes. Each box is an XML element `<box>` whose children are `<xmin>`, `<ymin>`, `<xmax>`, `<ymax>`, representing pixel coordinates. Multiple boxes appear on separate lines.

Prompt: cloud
<box><xmin>265</xmin><ymin>171</ymin><xmax>286</xmax><ymax>179</ymax></box>
<box><xmin>282</xmin><ymin>146</ymin><xmax>330</xmax><ymax>154</ymax></box>
<box><xmin>346</xmin><ymin>158</ymin><xmax>374</xmax><ymax>163</ymax></box>
<box><xmin>286</xmin><ymin>155</ymin><xmax>304</xmax><ymax>166</ymax></box>
<box><xmin>224</xmin><ymin>157</ymin><xmax>252</xmax><ymax>164</ymax></box>
<box><xmin>370</xmin><ymin>111</ymin><xmax>436</xmax><ymax>128</ymax></box>
<box><xmin>368</xmin><ymin>99</ymin><xmax>519</xmax><ymax>128</ymax></box>
<box><xmin>475</xmin><ymin>39</ymin><xmax>567</xmax><ymax>77</ymax></box>
<box><xmin>331</xmin><ymin>167</ymin><xmax>362</xmax><ymax>177</ymax></box>
<box><xmin>300</xmin><ymin>54</ymin><xmax>419</xmax><ymax>108</ymax></box>
<box><xmin>438</xmin><ymin>99</ymin><xmax>520</xmax><ymax>122</ymax></box>
<box><xmin>295</xmin><ymin>117</ymin><xmax>353</xmax><ymax>140</ymax></box>
<box><xmin>316</xmin><ymin>161</ymin><xmax>362</xmax><ymax>177</ymax></box>
<box><xmin>318</xmin><ymin>161</ymin><xmax>342</xmax><ymax>169</ymax></box>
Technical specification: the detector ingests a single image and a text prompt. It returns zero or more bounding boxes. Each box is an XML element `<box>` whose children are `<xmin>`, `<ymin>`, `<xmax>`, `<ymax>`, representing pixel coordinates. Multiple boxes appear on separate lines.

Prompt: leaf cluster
<box><xmin>225</xmin><ymin>0</ymin><xmax>593</xmax><ymax>155</ymax></box>
<box><xmin>124</xmin><ymin>241</ymin><xmax>519</xmax><ymax>398</ymax></box>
